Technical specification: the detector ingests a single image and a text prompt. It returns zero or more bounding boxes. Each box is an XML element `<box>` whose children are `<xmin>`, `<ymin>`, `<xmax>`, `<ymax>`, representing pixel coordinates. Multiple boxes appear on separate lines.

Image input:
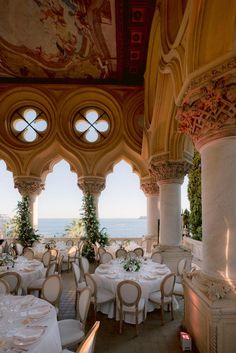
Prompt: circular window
<box><xmin>11</xmin><ymin>107</ymin><xmax>48</xmax><ymax>143</ymax></box>
<box><xmin>74</xmin><ymin>107</ymin><xmax>110</xmax><ymax>143</ymax></box>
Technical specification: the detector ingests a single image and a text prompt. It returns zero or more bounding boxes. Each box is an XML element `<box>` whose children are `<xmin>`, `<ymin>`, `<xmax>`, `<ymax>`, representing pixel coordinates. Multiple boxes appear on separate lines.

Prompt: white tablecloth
<box><xmin>94</xmin><ymin>258</ymin><xmax>171</xmax><ymax>323</ymax></box>
<box><xmin>0</xmin><ymin>257</ymin><xmax>45</xmax><ymax>293</ymax></box>
<box><xmin>0</xmin><ymin>295</ymin><xmax>61</xmax><ymax>353</ymax></box>
<box><xmin>33</xmin><ymin>243</ymin><xmax>69</xmax><ymax>260</ymax></box>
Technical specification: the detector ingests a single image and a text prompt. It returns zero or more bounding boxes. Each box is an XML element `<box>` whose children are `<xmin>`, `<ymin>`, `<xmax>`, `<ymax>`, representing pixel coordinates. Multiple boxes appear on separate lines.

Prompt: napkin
<box><xmin>22</xmin><ymin>267</ymin><xmax>34</xmax><ymax>272</ymax></box>
<box><xmin>14</xmin><ymin>326</ymin><xmax>45</xmax><ymax>342</ymax></box>
<box><xmin>28</xmin><ymin>305</ymin><xmax>50</xmax><ymax>319</ymax></box>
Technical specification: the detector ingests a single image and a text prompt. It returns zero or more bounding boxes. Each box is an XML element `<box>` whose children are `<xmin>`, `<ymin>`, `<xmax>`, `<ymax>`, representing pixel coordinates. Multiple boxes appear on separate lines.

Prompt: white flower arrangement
<box><xmin>123</xmin><ymin>257</ymin><xmax>141</xmax><ymax>272</ymax></box>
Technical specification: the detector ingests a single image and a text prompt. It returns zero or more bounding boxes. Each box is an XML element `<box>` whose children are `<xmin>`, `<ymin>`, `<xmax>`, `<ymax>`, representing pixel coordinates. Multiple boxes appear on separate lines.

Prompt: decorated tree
<box><xmin>81</xmin><ymin>193</ymin><xmax>109</xmax><ymax>262</ymax></box>
<box><xmin>188</xmin><ymin>151</ymin><xmax>202</xmax><ymax>240</ymax></box>
<box><xmin>14</xmin><ymin>196</ymin><xmax>40</xmax><ymax>246</ymax></box>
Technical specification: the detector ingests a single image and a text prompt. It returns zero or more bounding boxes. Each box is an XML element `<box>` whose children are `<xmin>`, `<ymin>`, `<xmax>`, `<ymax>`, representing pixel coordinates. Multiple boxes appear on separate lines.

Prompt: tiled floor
<box><xmin>59</xmin><ymin>272</ymin><xmax>198</xmax><ymax>353</ymax></box>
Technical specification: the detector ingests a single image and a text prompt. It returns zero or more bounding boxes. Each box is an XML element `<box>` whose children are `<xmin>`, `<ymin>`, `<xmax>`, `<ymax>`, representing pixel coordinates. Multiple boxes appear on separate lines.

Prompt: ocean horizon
<box><xmin>38</xmin><ymin>217</ymin><xmax>147</xmax><ymax>238</ymax></box>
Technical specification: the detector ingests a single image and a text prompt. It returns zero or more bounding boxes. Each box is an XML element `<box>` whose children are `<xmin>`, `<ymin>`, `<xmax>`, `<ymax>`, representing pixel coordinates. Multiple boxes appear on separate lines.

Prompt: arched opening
<box><xmin>38</xmin><ymin>160</ymin><xmax>83</xmax><ymax>237</ymax></box>
<box><xmin>99</xmin><ymin>160</ymin><xmax>147</xmax><ymax>237</ymax></box>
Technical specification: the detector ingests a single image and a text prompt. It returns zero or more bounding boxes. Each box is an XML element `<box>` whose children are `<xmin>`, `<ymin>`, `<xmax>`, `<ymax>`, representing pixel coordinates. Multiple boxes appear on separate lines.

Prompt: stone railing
<box><xmin>182</xmin><ymin>236</ymin><xmax>203</xmax><ymax>269</ymax></box>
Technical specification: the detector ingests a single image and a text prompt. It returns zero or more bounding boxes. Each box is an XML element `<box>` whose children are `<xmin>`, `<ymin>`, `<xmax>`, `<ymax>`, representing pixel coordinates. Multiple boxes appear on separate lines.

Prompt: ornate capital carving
<box><xmin>184</xmin><ymin>270</ymin><xmax>233</xmax><ymax>302</ymax></box>
<box><xmin>140</xmin><ymin>176</ymin><xmax>159</xmax><ymax>195</ymax></box>
<box><xmin>149</xmin><ymin>159</ymin><xmax>191</xmax><ymax>184</ymax></box>
<box><xmin>177</xmin><ymin>75</ymin><xmax>236</xmax><ymax>149</ymax></box>
<box><xmin>14</xmin><ymin>177</ymin><xmax>45</xmax><ymax>196</ymax></box>
<box><xmin>78</xmin><ymin>176</ymin><xmax>105</xmax><ymax>195</ymax></box>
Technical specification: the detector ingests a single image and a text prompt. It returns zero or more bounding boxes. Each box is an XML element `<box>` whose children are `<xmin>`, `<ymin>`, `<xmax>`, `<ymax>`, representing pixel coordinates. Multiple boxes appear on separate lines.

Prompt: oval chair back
<box><xmin>100</xmin><ymin>252</ymin><xmax>113</xmax><ymax>264</ymax></box>
<box><xmin>66</xmin><ymin>239</ymin><xmax>74</xmax><ymax>247</ymax></box>
<box><xmin>80</xmin><ymin>256</ymin><xmax>90</xmax><ymax>276</ymax></box>
<box><xmin>0</xmin><ymin>278</ymin><xmax>10</xmax><ymax>294</ymax></box>
<box><xmin>72</xmin><ymin>262</ymin><xmax>81</xmax><ymax>285</ymax></box>
<box><xmin>23</xmin><ymin>247</ymin><xmax>34</xmax><ymax>260</ymax></box>
<box><xmin>98</xmin><ymin>246</ymin><xmax>106</xmax><ymax>260</ymax></box>
<box><xmin>161</xmin><ymin>273</ymin><xmax>176</xmax><ymax>298</ymax></box>
<box><xmin>115</xmin><ymin>248</ymin><xmax>127</xmax><ymax>259</ymax></box>
<box><xmin>177</xmin><ymin>258</ymin><xmax>187</xmax><ymax>276</ymax></box>
<box><xmin>0</xmin><ymin>272</ymin><xmax>21</xmax><ymax>294</ymax></box>
<box><xmin>133</xmin><ymin>247</ymin><xmax>144</xmax><ymax>257</ymax></box>
<box><xmin>46</xmin><ymin>262</ymin><xmax>56</xmax><ymax>277</ymax></box>
<box><xmin>84</xmin><ymin>273</ymin><xmax>96</xmax><ymax>299</ymax></box>
<box><xmin>78</xmin><ymin>287</ymin><xmax>92</xmax><ymax>327</ymax></box>
<box><xmin>42</xmin><ymin>250</ymin><xmax>51</xmax><ymax>267</ymax></box>
<box><xmin>41</xmin><ymin>274</ymin><xmax>62</xmax><ymax>308</ymax></box>
<box><xmin>151</xmin><ymin>251</ymin><xmax>163</xmax><ymax>264</ymax></box>
<box><xmin>15</xmin><ymin>242</ymin><xmax>24</xmax><ymax>256</ymax></box>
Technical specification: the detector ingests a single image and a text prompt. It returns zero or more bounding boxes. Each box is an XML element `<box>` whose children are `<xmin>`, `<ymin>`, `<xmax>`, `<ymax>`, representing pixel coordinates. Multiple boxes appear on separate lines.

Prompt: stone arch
<box><xmin>0</xmin><ymin>149</ymin><xmax>22</xmax><ymax>176</ymax></box>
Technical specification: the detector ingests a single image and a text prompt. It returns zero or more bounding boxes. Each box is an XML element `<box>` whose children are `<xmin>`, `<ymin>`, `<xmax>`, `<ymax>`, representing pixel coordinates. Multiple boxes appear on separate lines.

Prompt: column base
<box><xmin>183</xmin><ymin>271</ymin><xmax>236</xmax><ymax>353</ymax></box>
<box><xmin>155</xmin><ymin>245</ymin><xmax>192</xmax><ymax>273</ymax></box>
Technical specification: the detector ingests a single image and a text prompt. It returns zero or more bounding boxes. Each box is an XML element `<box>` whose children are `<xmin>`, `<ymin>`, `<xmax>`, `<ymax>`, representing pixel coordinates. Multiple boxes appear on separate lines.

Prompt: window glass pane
<box><xmin>85</xmin><ymin>128</ymin><xmax>98</xmax><ymax>142</ymax></box>
<box><xmin>32</xmin><ymin>119</ymin><xmax>47</xmax><ymax>132</ymax></box>
<box><xmin>94</xmin><ymin>120</ymin><xmax>109</xmax><ymax>132</ymax></box>
<box><xmin>85</xmin><ymin>110</ymin><xmax>98</xmax><ymax>124</ymax></box>
<box><xmin>23</xmin><ymin>128</ymin><xmax>37</xmax><ymax>142</ymax></box>
<box><xmin>23</xmin><ymin>108</ymin><xmax>37</xmax><ymax>123</ymax></box>
<box><xmin>13</xmin><ymin>119</ymin><xmax>28</xmax><ymax>132</ymax></box>
<box><xmin>75</xmin><ymin>120</ymin><xmax>89</xmax><ymax>132</ymax></box>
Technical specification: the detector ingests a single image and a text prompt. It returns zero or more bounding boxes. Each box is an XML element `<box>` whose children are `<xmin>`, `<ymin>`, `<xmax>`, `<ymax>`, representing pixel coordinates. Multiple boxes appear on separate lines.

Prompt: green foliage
<box><xmin>14</xmin><ymin>196</ymin><xmax>40</xmax><ymax>247</ymax></box>
<box><xmin>188</xmin><ymin>151</ymin><xmax>202</xmax><ymax>240</ymax></box>
<box><xmin>65</xmin><ymin>219</ymin><xmax>84</xmax><ymax>238</ymax></box>
<box><xmin>81</xmin><ymin>193</ymin><xmax>109</xmax><ymax>262</ymax></box>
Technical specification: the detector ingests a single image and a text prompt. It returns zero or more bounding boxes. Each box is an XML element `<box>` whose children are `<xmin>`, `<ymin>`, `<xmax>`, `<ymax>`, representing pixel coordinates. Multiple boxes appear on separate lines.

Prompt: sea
<box><xmin>38</xmin><ymin>218</ymin><xmax>147</xmax><ymax>238</ymax></box>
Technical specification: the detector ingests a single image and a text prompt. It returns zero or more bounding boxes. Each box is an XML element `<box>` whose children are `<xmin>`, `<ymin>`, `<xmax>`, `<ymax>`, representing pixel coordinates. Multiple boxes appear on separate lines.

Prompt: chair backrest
<box><xmin>75</xmin><ymin>321</ymin><xmax>100</xmax><ymax>353</ymax></box>
<box><xmin>117</xmin><ymin>280</ymin><xmax>141</xmax><ymax>308</ymax></box>
<box><xmin>84</xmin><ymin>273</ymin><xmax>97</xmax><ymax>298</ymax></box>
<box><xmin>133</xmin><ymin>247</ymin><xmax>144</xmax><ymax>257</ymax></box>
<box><xmin>68</xmin><ymin>245</ymin><xmax>78</xmax><ymax>258</ymax></box>
<box><xmin>80</xmin><ymin>256</ymin><xmax>90</xmax><ymax>275</ymax></box>
<box><xmin>72</xmin><ymin>262</ymin><xmax>81</xmax><ymax>285</ymax></box>
<box><xmin>177</xmin><ymin>258</ymin><xmax>187</xmax><ymax>276</ymax></box>
<box><xmin>41</xmin><ymin>274</ymin><xmax>62</xmax><ymax>306</ymax></box>
<box><xmin>127</xmin><ymin>251</ymin><xmax>136</xmax><ymax>258</ymax></box>
<box><xmin>50</xmin><ymin>249</ymin><xmax>58</xmax><ymax>261</ymax></box>
<box><xmin>100</xmin><ymin>252</ymin><xmax>113</xmax><ymax>264</ymax></box>
<box><xmin>46</xmin><ymin>262</ymin><xmax>56</xmax><ymax>277</ymax></box>
<box><xmin>77</xmin><ymin>287</ymin><xmax>92</xmax><ymax>326</ymax></box>
<box><xmin>15</xmin><ymin>242</ymin><xmax>24</xmax><ymax>256</ymax></box>
<box><xmin>57</xmin><ymin>254</ymin><xmax>64</xmax><ymax>274</ymax></box>
<box><xmin>0</xmin><ymin>278</ymin><xmax>10</xmax><ymax>294</ymax></box>
<box><xmin>98</xmin><ymin>246</ymin><xmax>106</xmax><ymax>259</ymax></box>
<box><xmin>8</xmin><ymin>246</ymin><xmax>17</xmax><ymax>257</ymax></box>
<box><xmin>66</xmin><ymin>239</ymin><xmax>74</xmax><ymax>247</ymax></box>
<box><xmin>42</xmin><ymin>250</ymin><xmax>51</xmax><ymax>267</ymax></box>
<box><xmin>151</xmin><ymin>251</ymin><xmax>163</xmax><ymax>264</ymax></box>
<box><xmin>23</xmin><ymin>247</ymin><xmax>34</xmax><ymax>260</ymax></box>
<box><xmin>160</xmin><ymin>273</ymin><xmax>176</xmax><ymax>298</ymax></box>
<box><xmin>115</xmin><ymin>248</ymin><xmax>127</xmax><ymax>259</ymax></box>
<box><xmin>0</xmin><ymin>272</ymin><xmax>21</xmax><ymax>294</ymax></box>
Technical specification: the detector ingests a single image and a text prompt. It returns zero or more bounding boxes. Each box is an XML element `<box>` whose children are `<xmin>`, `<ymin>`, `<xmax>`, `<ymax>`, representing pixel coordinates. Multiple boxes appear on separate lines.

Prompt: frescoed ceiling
<box><xmin>0</xmin><ymin>0</ymin><xmax>156</xmax><ymax>84</ymax></box>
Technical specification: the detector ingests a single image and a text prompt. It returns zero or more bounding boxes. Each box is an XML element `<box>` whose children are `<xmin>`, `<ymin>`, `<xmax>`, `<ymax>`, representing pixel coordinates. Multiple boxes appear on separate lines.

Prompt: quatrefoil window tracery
<box><xmin>74</xmin><ymin>107</ymin><xmax>110</xmax><ymax>143</ymax></box>
<box><xmin>11</xmin><ymin>107</ymin><xmax>48</xmax><ymax>143</ymax></box>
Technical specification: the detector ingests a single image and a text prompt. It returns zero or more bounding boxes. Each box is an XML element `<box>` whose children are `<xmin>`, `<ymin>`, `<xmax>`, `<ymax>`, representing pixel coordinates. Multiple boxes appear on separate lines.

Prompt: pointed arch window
<box><xmin>11</xmin><ymin>107</ymin><xmax>48</xmax><ymax>143</ymax></box>
<box><xmin>74</xmin><ymin>107</ymin><xmax>110</xmax><ymax>143</ymax></box>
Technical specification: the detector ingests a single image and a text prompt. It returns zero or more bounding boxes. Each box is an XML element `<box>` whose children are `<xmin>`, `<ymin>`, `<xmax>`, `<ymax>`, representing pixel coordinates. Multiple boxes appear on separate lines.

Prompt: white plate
<box><xmin>13</xmin><ymin>326</ymin><xmax>45</xmax><ymax>345</ymax></box>
<box><xmin>28</xmin><ymin>305</ymin><xmax>50</xmax><ymax>319</ymax></box>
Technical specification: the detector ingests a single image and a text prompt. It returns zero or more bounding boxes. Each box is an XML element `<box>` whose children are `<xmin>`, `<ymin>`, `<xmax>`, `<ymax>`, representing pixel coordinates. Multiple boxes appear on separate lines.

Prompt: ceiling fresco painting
<box><xmin>0</xmin><ymin>0</ymin><xmax>155</xmax><ymax>84</ymax></box>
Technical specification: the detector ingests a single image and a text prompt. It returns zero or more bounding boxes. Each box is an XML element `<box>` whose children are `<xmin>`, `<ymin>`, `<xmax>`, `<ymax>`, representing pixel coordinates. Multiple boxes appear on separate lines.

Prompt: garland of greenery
<box><xmin>187</xmin><ymin>151</ymin><xmax>202</xmax><ymax>240</ymax></box>
<box><xmin>14</xmin><ymin>196</ymin><xmax>40</xmax><ymax>247</ymax></box>
<box><xmin>81</xmin><ymin>193</ymin><xmax>109</xmax><ymax>262</ymax></box>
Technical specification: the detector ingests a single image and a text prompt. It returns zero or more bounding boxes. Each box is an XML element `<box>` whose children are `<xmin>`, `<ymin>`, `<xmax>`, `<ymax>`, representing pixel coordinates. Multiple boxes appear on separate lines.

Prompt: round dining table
<box><xmin>0</xmin><ymin>294</ymin><xmax>61</xmax><ymax>353</ymax></box>
<box><xmin>94</xmin><ymin>258</ymin><xmax>171</xmax><ymax>323</ymax></box>
<box><xmin>0</xmin><ymin>256</ymin><xmax>45</xmax><ymax>293</ymax></box>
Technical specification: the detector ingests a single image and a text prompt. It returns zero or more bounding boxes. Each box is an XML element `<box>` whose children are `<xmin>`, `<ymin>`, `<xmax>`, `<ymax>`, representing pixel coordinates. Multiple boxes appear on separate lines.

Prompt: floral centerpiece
<box><xmin>0</xmin><ymin>254</ymin><xmax>15</xmax><ymax>268</ymax></box>
<box><xmin>123</xmin><ymin>257</ymin><xmax>142</xmax><ymax>272</ymax></box>
<box><xmin>45</xmin><ymin>239</ymin><xmax>56</xmax><ymax>250</ymax></box>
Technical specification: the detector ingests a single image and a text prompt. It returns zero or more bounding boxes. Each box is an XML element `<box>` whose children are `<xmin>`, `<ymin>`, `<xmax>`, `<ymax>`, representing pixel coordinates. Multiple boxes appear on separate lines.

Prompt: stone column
<box><xmin>177</xmin><ymin>71</ymin><xmax>236</xmax><ymax>353</ymax></box>
<box><xmin>150</xmin><ymin>159</ymin><xmax>190</xmax><ymax>247</ymax></box>
<box><xmin>14</xmin><ymin>177</ymin><xmax>45</xmax><ymax>229</ymax></box>
<box><xmin>78</xmin><ymin>176</ymin><xmax>106</xmax><ymax>217</ymax></box>
<box><xmin>140</xmin><ymin>177</ymin><xmax>160</xmax><ymax>251</ymax></box>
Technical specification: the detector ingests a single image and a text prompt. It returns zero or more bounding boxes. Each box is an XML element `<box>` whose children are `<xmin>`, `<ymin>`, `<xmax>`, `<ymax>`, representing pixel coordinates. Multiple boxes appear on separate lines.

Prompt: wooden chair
<box><xmin>84</xmin><ymin>273</ymin><xmax>115</xmax><ymax>320</ymax></box>
<box><xmin>151</xmin><ymin>251</ymin><xmax>163</xmax><ymax>264</ymax></box>
<box><xmin>0</xmin><ymin>272</ymin><xmax>21</xmax><ymax>295</ymax></box>
<box><xmin>127</xmin><ymin>251</ymin><xmax>137</xmax><ymax>258</ymax></box>
<box><xmin>149</xmin><ymin>273</ymin><xmax>176</xmax><ymax>325</ymax></box>
<box><xmin>27</xmin><ymin>262</ymin><xmax>56</xmax><ymax>296</ymax></box>
<box><xmin>66</xmin><ymin>246</ymin><xmax>78</xmax><ymax>271</ymax></box>
<box><xmin>133</xmin><ymin>247</ymin><xmax>144</xmax><ymax>257</ymax></box>
<box><xmin>58</xmin><ymin>287</ymin><xmax>92</xmax><ymax>349</ymax></box>
<box><xmin>41</xmin><ymin>274</ymin><xmax>62</xmax><ymax>314</ymax></box>
<box><xmin>173</xmin><ymin>258</ymin><xmax>187</xmax><ymax>297</ymax></box>
<box><xmin>97</xmin><ymin>246</ymin><xmax>106</xmax><ymax>261</ymax></box>
<box><xmin>115</xmin><ymin>248</ymin><xmax>127</xmax><ymax>258</ymax></box>
<box><xmin>117</xmin><ymin>280</ymin><xmax>145</xmax><ymax>335</ymax></box>
<box><xmin>100</xmin><ymin>252</ymin><xmax>113</xmax><ymax>264</ymax></box>
<box><xmin>23</xmin><ymin>247</ymin><xmax>34</xmax><ymax>260</ymax></box>
<box><xmin>0</xmin><ymin>278</ymin><xmax>10</xmax><ymax>294</ymax></box>
<box><xmin>15</xmin><ymin>242</ymin><xmax>24</xmax><ymax>256</ymax></box>
<box><xmin>66</xmin><ymin>239</ymin><xmax>74</xmax><ymax>247</ymax></box>
<box><xmin>72</xmin><ymin>262</ymin><xmax>87</xmax><ymax>309</ymax></box>
<box><xmin>42</xmin><ymin>250</ymin><xmax>52</xmax><ymax>267</ymax></box>
<box><xmin>80</xmin><ymin>256</ymin><xmax>90</xmax><ymax>280</ymax></box>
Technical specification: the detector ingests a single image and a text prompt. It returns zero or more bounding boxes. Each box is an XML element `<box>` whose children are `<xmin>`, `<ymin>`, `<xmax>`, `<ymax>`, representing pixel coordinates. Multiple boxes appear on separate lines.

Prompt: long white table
<box><xmin>94</xmin><ymin>258</ymin><xmax>171</xmax><ymax>323</ymax></box>
<box><xmin>0</xmin><ymin>295</ymin><xmax>62</xmax><ymax>353</ymax></box>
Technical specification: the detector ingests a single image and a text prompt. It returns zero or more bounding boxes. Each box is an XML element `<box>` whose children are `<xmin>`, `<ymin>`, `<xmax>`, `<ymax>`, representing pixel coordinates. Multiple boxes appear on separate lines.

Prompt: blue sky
<box><xmin>0</xmin><ymin>160</ymin><xmax>189</xmax><ymax>218</ymax></box>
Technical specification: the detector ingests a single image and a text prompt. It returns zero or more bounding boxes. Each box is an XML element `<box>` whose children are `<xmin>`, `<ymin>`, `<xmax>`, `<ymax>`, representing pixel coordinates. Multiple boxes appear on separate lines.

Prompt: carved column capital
<box><xmin>149</xmin><ymin>158</ymin><xmax>191</xmax><ymax>184</ymax></box>
<box><xmin>177</xmin><ymin>74</ymin><xmax>236</xmax><ymax>150</ymax></box>
<box><xmin>140</xmin><ymin>177</ymin><xmax>159</xmax><ymax>196</ymax></box>
<box><xmin>14</xmin><ymin>177</ymin><xmax>45</xmax><ymax>197</ymax></box>
<box><xmin>78</xmin><ymin>176</ymin><xmax>106</xmax><ymax>195</ymax></box>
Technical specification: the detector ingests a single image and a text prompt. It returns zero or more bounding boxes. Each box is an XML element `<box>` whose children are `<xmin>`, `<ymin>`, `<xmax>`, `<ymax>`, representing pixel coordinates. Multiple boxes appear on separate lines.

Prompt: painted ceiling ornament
<box><xmin>184</xmin><ymin>270</ymin><xmax>233</xmax><ymax>302</ymax></box>
<box><xmin>177</xmin><ymin>75</ymin><xmax>236</xmax><ymax>148</ymax></box>
<box><xmin>78</xmin><ymin>176</ymin><xmax>106</xmax><ymax>195</ymax></box>
<box><xmin>149</xmin><ymin>159</ymin><xmax>191</xmax><ymax>183</ymax></box>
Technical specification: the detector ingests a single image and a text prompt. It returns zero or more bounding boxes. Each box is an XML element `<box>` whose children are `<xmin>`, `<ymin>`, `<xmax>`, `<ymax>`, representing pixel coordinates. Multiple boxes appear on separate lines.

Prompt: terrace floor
<box><xmin>59</xmin><ymin>271</ymin><xmax>198</xmax><ymax>353</ymax></box>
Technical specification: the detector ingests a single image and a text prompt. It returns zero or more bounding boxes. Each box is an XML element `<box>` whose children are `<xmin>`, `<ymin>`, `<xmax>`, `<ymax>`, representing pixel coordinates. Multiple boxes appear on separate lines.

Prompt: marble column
<box><xmin>14</xmin><ymin>177</ymin><xmax>45</xmax><ymax>229</ymax></box>
<box><xmin>78</xmin><ymin>176</ymin><xmax>106</xmax><ymax>217</ymax></box>
<box><xmin>149</xmin><ymin>159</ymin><xmax>190</xmax><ymax>247</ymax></box>
<box><xmin>177</xmin><ymin>72</ymin><xmax>236</xmax><ymax>353</ymax></box>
